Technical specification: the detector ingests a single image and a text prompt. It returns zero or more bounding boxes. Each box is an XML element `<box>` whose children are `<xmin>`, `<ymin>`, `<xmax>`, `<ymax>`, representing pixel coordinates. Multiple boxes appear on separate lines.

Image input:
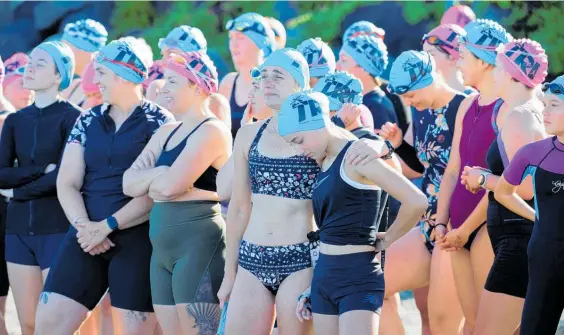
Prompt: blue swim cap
<box><xmin>462</xmin><ymin>19</ymin><xmax>511</xmax><ymax>65</ymax></box>
<box><xmin>96</xmin><ymin>40</ymin><xmax>147</xmax><ymax>84</ymax></box>
<box><xmin>36</xmin><ymin>41</ymin><xmax>75</xmax><ymax>90</ymax></box>
<box><xmin>62</xmin><ymin>19</ymin><xmax>108</xmax><ymax>52</ymax></box>
<box><xmin>543</xmin><ymin>75</ymin><xmax>564</xmax><ymax>101</ymax></box>
<box><xmin>226</xmin><ymin>12</ymin><xmax>276</xmax><ymax>57</ymax></box>
<box><xmin>158</xmin><ymin>25</ymin><xmax>207</xmax><ymax>53</ymax></box>
<box><xmin>257</xmin><ymin>48</ymin><xmax>310</xmax><ymax>90</ymax></box>
<box><xmin>297</xmin><ymin>38</ymin><xmax>336</xmax><ymax>79</ymax></box>
<box><xmin>341</xmin><ymin>34</ymin><xmax>388</xmax><ymax>77</ymax></box>
<box><xmin>313</xmin><ymin>71</ymin><xmax>363</xmax><ymax>111</ymax></box>
<box><xmin>343</xmin><ymin>21</ymin><xmax>386</xmax><ymax>44</ymax></box>
<box><xmin>389</xmin><ymin>50</ymin><xmax>435</xmax><ymax>95</ymax></box>
<box><xmin>278</xmin><ymin>90</ymin><xmax>331</xmax><ymax>137</ymax></box>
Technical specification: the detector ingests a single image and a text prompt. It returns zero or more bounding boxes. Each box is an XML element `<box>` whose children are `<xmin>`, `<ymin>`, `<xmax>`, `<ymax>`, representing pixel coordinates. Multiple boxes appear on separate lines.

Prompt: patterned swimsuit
<box><xmin>238</xmin><ymin>118</ymin><xmax>320</xmax><ymax>295</ymax></box>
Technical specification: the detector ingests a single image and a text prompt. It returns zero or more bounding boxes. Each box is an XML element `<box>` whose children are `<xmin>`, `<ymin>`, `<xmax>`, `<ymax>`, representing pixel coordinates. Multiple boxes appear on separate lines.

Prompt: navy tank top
<box><xmin>229</xmin><ymin>75</ymin><xmax>248</xmax><ymax>139</ymax></box>
<box><xmin>312</xmin><ymin>141</ymin><xmax>383</xmax><ymax>246</ymax></box>
<box><xmin>248</xmin><ymin>118</ymin><xmax>320</xmax><ymax>200</ymax></box>
<box><xmin>156</xmin><ymin>117</ymin><xmax>218</xmax><ymax>192</ymax></box>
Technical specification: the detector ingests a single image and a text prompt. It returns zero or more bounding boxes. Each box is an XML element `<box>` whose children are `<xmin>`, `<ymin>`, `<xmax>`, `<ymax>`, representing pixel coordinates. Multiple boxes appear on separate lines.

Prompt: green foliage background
<box><xmin>110</xmin><ymin>1</ymin><xmax>564</xmax><ymax>75</ymax></box>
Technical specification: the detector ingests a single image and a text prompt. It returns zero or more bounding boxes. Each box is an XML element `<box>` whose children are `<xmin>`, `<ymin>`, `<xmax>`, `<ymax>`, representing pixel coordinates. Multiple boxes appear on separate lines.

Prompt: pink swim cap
<box><xmin>441</xmin><ymin>5</ymin><xmax>476</xmax><ymax>28</ymax></box>
<box><xmin>166</xmin><ymin>51</ymin><xmax>218</xmax><ymax>95</ymax></box>
<box><xmin>423</xmin><ymin>24</ymin><xmax>466</xmax><ymax>60</ymax></box>
<box><xmin>143</xmin><ymin>60</ymin><xmax>165</xmax><ymax>90</ymax></box>
<box><xmin>498</xmin><ymin>39</ymin><xmax>548</xmax><ymax>88</ymax></box>
<box><xmin>81</xmin><ymin>60</ymin><xmax>99</xmax><ymax>94</ymax></box>
<box><xmin>3</xmin><ymin>52</ymin><xmax>29</xmax><ymax>89</ymax></box>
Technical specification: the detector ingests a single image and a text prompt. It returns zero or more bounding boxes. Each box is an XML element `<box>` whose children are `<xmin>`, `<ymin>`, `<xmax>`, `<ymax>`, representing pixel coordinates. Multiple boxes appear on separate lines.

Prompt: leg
<box><xmin>78</xmin><ymin>293</ymin><xmax>114</xmax><ymax>335</ymax></box>
<box><xmin>7</xmin><ymin>263</ymin><xmax>43</xmax><ymax>335</ymax></box>
<box><xmin>0</xmin><ymin>297</ymin><xmax>6</xmax><ymax>335</ymax></box>
<box><xmin>339</xmin><ymin>310</ymin><xmax>379</xmax><ymax>335</ymax></box>
<box><xmin>151</xmin><ymin>252</ymin><xmax>181</xmax><ymax>335</ymax></box>
<box><xmin>35</xmin><ymin>228</ymin><xmax>109</xmax><ymax>334</ymax></box>
<box><xmin>474</xmin><ymin>289</ymin><xmax>524</xmax><ymax>335</ymax></box>
<box><xmin>469</xmin><ymin>226</ymin><xmax>494</xmax><ymax>303</ymax></box>
<box><xmin>383</xmin><ymin>228</ymin><xmax>431</xmax><ymax>297</ymax></box>
<box><xmin>313</xmin><ymin>314</ymin><xmax>338</xmax><ymax>335</ymax></box>
<box><xmin>413</xmin><ymin>286</ymin><xmax>430</xmax><ymax>335</ymax></box>
<box><xmin>224</xmin><ymin>267</ymin><xmax>275</xmax><ymax>335</ymax></box>
<box><xmin>378</xmin><ymin>294</ymin><xmax>404</xmax><ymax>335</ymax></box>
<box><xmin>275</xmin><ymin>267</ymin><xmax>314</xmax><ymax>335</ymax></box>
<box><xmin>107</xmin><ymin>224</ymin><xmax>156</xmax><ymax>335</ymax></box>
<box><xmin>427</xmin><ymin>248</ymin><xmax>464</xmax><ymax>335</ymax></box>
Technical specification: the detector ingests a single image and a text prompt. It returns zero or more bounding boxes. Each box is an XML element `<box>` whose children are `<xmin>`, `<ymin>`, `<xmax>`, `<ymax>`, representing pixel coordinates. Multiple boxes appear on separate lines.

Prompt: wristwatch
<box><xmin>478</xmin><ymin>172</ymin><xmax>489</xmax><ymax>189</ymax></box>
<box><xmin>330</xmin><ymin>114</ymin><xmax>346</xmax><ymax>128</ymax></box>
<box><xmin>381</xmin><ymin>140</ymin><xmax>395</xmax><ymax>160</ymax></box>
<box><xmin>106</xmin><ymin>216</ymin><xmax>119</xmax><ymax>231</ymax></box>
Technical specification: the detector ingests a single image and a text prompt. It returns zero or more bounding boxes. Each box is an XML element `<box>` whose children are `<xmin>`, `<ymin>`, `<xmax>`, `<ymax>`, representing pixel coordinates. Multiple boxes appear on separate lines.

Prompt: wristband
<box><xmin>435</xmin><ymin>223</ymin><xmax>447</xmax><ymax>229</ymax></box>
<box><xmin>381</xmin><ymin>140</ymin><xmax>394</xmax><ymax>160</ymax></box>
<box><xmin>106</xmin><ymin>216</ymin><xmax>119</xmax><ymax>231</ymax></box>
<box><xmin>330</xmin><ymin>114</ymin><xmax>346</xmax><ymax>129</ymax></box>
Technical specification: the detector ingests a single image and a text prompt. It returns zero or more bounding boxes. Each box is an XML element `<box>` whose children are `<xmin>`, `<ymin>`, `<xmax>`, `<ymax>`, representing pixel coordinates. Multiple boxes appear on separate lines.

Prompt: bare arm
<box><xmin>494</xmin><ymin>176</ymin><xmax>535</xmax><ymax>222</ymax></box>
<box><xmin>218</xmin><ymin>72</ymin><xmax>237</xmax><ymax>101</ymax></box>
<box><xmin>148</xmin><ymin>121</ymin><xmax>232</xmax><ymax>201</ymax></box>
<box><xmin>435</xmin><ymin>96</ymin><xmax>472</xmax><ymax>225</ymax></box>
<box><xmin>355</xmin><ymin>158</ymin><xmax>428</xmax><ymax>248</ymax></box>
<box><xmin>57</xmin><ymin>143</ymin><xmax>89</xmax><ymax>223</ymax></box>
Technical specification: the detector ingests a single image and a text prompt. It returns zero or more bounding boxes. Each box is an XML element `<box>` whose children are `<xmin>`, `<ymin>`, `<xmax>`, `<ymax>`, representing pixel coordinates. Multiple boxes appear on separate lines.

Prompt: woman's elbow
<box><xmin>409</xmin><ymin>192</ymin><xmax>428</xmax><ymax>214</ymax></box>
<box><xmin>493</xmin><ymin>191</ymin><xmax>506</xmax><ymax>204</ymax></box>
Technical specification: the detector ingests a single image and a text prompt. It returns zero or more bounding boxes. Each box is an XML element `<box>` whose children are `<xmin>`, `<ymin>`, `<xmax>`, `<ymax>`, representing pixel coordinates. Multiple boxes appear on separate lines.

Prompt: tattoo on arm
<box><xmin>186</xmin><ymin>303</ymin><xmax>221</xmax><ymax>335</ymax></box>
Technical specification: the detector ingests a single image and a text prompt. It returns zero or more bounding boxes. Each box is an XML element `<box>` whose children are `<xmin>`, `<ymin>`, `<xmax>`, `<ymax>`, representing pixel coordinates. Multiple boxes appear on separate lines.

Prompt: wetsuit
<box><xmin>412</xmin><ymin>94</ymin><xmax>465</xmax><ymax>252</ymax></box>
<box><xmin>43</xmin><ymin>100</ymin><xmax>174</xmax><ymax>312</ymax></box>
<box><xmin>502</xmin><ymin>137</ymin><xmax>564</xmax><ymax>334</ymax></box>
<box><xmin>149</xmin><ymin>118</ymin><xmax>225</xmax><ymax>306</ymax></box>
<box><xmin>450</xmin><ymin>96</ymin><xmax>502</xmax><ymax>249</ymax></box>
<box><xmin>229</xmin><ymin>75</ymin><xmax>248</xmax><ymax>139</ymax></box>
<box><xmin>0</xmin><ymin>100</ymin><xmax>81</xmax><ymax>270</ymax></box>
<box><xmin>311</xmin><ymin>141</ymin><xmax>384</xmax><ymax>315</ymax></box>
<box><xmin>484</xmin><ymin>109</ymin><xmax>539</xmax><ymax>298</ymax></box>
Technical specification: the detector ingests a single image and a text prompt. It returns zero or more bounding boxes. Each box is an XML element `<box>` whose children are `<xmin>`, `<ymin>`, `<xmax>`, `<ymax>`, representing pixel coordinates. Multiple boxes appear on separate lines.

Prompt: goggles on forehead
<box><xmin>349</xmin><ymin>30</ymin><xmax>385</xmax><ymax>40</ymax></box>
<box><xmin>388</xmin><ymin>53</ymin><xmax>432</xmax><ymax>95</ymax></box>
<box><xmin>421</xmin><ymin>34</ymin><xmax>458</xmax><ymax>52</ymax></box>
<box><xmin>542</xmin><ymin>82</ymin><xmax>564</xmax><ymax>96</ymax></box>
<box><xmin>96</xmin><ymin>53</ymin><xmax>146</xmax><ymax>77</ymax></box>
<box><xmin>225</xmin><ymin>19</ymin><xmax>267</xmax><ymax>37</ymax></box>
<box><xmin>459</xmin><ymin>34</ymin><xmax>499</xmax><ymax>50</ymax></box>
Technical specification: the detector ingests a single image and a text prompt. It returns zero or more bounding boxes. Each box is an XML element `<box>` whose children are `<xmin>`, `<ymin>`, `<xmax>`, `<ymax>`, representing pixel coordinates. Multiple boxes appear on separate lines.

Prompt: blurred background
<box><xmin>0</xmin><ymin>1</ymin><xmax>563</xmax><ymax>81</ymax></box>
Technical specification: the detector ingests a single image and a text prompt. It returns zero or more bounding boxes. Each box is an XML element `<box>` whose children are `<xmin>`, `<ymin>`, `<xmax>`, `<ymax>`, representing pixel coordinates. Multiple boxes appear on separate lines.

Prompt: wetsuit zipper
<box><xmin>29</xmin><ymin>108</ymin><xmax>42</xmax><ymax>234</ymax></box>
<box><xmin>465</xmin><ymin>106</ymin><xmax>480</xmax><ymax>166</ymax></box>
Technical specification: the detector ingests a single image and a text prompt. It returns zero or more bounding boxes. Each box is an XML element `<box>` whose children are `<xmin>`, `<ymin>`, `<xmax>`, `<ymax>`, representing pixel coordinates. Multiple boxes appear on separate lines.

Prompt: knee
<box><xmin>428</xmin><ymin>311</ymin><xmax>456</xmax><ymax>333</ymax></box>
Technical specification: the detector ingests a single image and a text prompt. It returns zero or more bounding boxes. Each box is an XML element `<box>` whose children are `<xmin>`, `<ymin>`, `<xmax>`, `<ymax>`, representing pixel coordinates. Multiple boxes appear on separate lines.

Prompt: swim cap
<box><xmin>498</xmin><ymin>39</ymin><xmax>548</xmax><ymax>88</ymax></box>
<box><xmin>0</xmin><ymin>57</ymin><xmax>4</xmax><ymax>86</ymax></box>
<box><xmin>158</xmin><ymin>26</ymin><xmax>207</xmax><ymax>53</ymax></box>
<box><xmin>143</xmin><ymin>60</ymin><xmax>164</xmax><ymax>90</ymax></box>
<box><xmin>81</xmin><ymin>60</ymin><xmax>99</xmax><ymax>94</ymax></box>
<box><xmin>343</xmin><ymin>21</ymin><xmax>385</xmax><ymax>44</ymax></box>
<box><xmin>36</xmin><ymin>42</ymin><xmax>75</xmax><ymax>90</ymax></box>
<box><xmin>62</xmin><ymin>19</ymin><xmax>108</xmax><ymax>52</ymax></box>
<box><xmin>462</xmin><ymin>19</ymin><xmax>511</xmax><ymax>65</ymax></box>
<box><xmin>422</xmin><ymin>24</ymin><xmax>466</xmax><ymax>60</ymax></box>
<box><xmin>278</xmin><ymin>90</ymin><xmax>331</xmax><ymax>137</ymax></box>
<box><xmin>341</xmin><ymin>34</ymin><xmax>388</xmax><ymax>77</ymax></box>
<box><xmin>226</xmin><ymin>12</ymin><xmax>276</xmax><ymax>57</ymax></box>
<box><xmin>542</xmin><ymin>75</ymin><xmax>564</xmax><ymax>101</ymax></box>
<box><xmin>266</xmin><ymin>17</ymin><xmax>286</xmax><ymax>49</ymax></box>
<box><xmin>297</xmin><ymin>38</ymin><xmax>336</xmax><ymax>78</ymax></box>
<box><xmin>254</xmin><ymin>48</ymin><xmax>310</xmax><ymax>90</ymax></box>
<box><xmin>389</xmin><ymin>50</ymin><xmax>435</xmax><ymax>95</ymax></box>
<box><xmin>2</xmin><ymin>53</ymin><xmax>29</xmax><ymax>89</ymax></box>
<box><xmin>95</xmin><ymin>40</ymin><xmax>147</xmax><ymax>84</ymax></box>
<box><xmin>441</xmin><ymin>5</ymin><xmax>476</xmax><ymax>27</ymax></box>
<box><xmin>120</xmin><ymin>36</ymin><xmax>154</xmax><ymax>68</ymax></box>
<box><xmin>166</xmin><ymin>51</ymin><xmax>218</xmax><ymax>95</ymax></box>
<box><xmin>313</xmin><ymin>71</ymin><xmax>363</xmax><ymax>111</ymax></box>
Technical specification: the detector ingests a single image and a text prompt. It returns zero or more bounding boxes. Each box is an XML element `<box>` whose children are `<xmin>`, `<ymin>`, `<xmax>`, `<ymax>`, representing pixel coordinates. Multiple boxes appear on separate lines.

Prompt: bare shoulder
<box><xmin>218</xmin><ymin>72</ymin><xmax>238</xmax><ymax>97</ymax></box>
<box><xmin>233</xmin><ymin>119</ymin><xmax>268</xmax><ymax>154</ymax></box>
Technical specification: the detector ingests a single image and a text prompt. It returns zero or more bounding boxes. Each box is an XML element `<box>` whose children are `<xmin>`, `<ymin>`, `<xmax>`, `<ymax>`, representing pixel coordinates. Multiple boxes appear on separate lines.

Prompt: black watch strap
<box><xmin>382</xmin><ymin>140</ymin><xmax>394</xmax><ymax>160</ymax></box>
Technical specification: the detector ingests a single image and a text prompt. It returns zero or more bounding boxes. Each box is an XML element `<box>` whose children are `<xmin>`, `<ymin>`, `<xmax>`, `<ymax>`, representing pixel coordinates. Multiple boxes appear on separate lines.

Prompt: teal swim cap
<box><xmin>96</xmin><ymin>40</ymin><xmax>148</xmax><ymax>84</ymax></box>
<box><xmin>36</xmin><ymin>41</ymin><xmax>75</xmax><ymax>90</ymax></box>
<box><xmin>389</xmin><ymin>50</ymin><xmax>435</xmax><ymax>95</ymax></box>
<box><xmin>278</xmin><ymin>90</ymin><xmax>331</xmax><ymax>137</ymax></box>
<box><xmin>341</xmin><ymin>34</ymin><xmax>388</xmax><ymax>77</ymax></box>
<box><xmin>462</xmin><ymin>19</ymin><xmax>511</xmax><ymax>65</ymax></box>
<box><xmin>297</xmin><ymin>37</ymin><xmax>336</xmax><ymax>79</ymax></box>
<box><xmin>313</xmin><ymin>71</ymin><xmax>363</xmax><ymax>111</ymax></box>
<box><xmin>256</xmin><ymin>48</ymin><xmax>310</xmax><ymax>89</ymax></box>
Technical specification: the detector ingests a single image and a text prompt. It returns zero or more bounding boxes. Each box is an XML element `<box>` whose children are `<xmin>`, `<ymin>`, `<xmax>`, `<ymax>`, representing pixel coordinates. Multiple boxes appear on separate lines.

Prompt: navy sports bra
<box><xmin>229</xmin><ymin>75</ymin><xmax>248</xmax><ymax>139</ymax></box>
<box><xmin>248</xmin><ymin>118</ymin><xmax>320</xmax><ymax>200</ymax></box>
<box><xmin>156</xmin><ymin>118</ymin><xmax>218</xmax><ymax>192</ymax></box>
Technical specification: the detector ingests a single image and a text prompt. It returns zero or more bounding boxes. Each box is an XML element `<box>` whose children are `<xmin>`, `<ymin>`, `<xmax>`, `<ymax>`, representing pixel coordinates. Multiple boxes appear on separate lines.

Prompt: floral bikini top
<box><xmin>248</xmin><ymin>118</ymin><xmax>320</xmax><ymax>200</ymax></box>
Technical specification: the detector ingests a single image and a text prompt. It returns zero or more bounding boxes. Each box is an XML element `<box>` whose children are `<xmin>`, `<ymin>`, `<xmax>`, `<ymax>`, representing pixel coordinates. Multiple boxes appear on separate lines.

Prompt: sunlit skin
<box><xmin>159</xmin><ymin>69</ymin><xmax>200</xmax><ymax>114</ymax></box>
<box><xmin>336</xmin><ymin>50</ymin><xmax>364</xmax><ymax>80</ymax></box>
<box><xmin>247</xmin><ymin>79</ymin><xmax>272</xmax><ymax>120</ymax></box>
<box><xmin>456</xmin><ymin>46</ymin><xmax>488</xmax><ymax>88</ymax></box>
<box><xmin>160</xmin><ymin>47</ymin><xmax>182</xmax><ymax>61</ymax></box>
<box><xmin>492</xmin><ymin>57</ymin><xmax>517</xmax><ymax>99</ymax></box>
<box><xmin>284</xmin><ymin>128</ymin><xmax>328</xmax><ymax>161</ymax></box>
<box><xmin>259</xmin><ymin>66</ymin><xmax>300</xmax><ymax>110</ymax></box>
<box><xmin>4</xmin><ymin>77</ymin><xmax>34</xmax><ymax>109</ymax></box>
<box><xmin>542</xmin><ymin>93</ymin><xmax>564</xmax><ymax>136</ymax></box>
<box><xmin>398</xmin><ymin>85</ymin><xmax>435</xmax><ymax>112</ymax></box>
<box><xmin>62</xmin><ymin>41</ymin><xmax>94</xmax><ymax>76</ymax></box>
<box><xmin>23</xmin><ymin>48</ymin><xmax>62</xmax><ymax>91</ymax></box>
<box><xmin>228</xmin><ymin>31</ymin><xmax>261</xmax><ymax>69</ymax></box>
<box><xmin>93</xmin><ymin>63</ymin><xmax>138</xmax><ymax>104</ymax></box>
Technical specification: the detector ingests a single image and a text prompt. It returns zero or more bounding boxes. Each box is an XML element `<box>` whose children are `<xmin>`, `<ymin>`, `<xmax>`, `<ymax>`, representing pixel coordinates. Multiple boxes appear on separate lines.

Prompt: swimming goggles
<box><xmin>388</xmin><ymin>53</ymin><xmax>432</xmax><ymax>95</ymax></box>
<box><xmin>542</xmin><ymin>83</ymin><xmax>564</xmax><ymax>96</ymax></box>
<box><xmin>225</xmin><ymin>19</ymin><xmax>267</xmax><ymax>37</ymax></box>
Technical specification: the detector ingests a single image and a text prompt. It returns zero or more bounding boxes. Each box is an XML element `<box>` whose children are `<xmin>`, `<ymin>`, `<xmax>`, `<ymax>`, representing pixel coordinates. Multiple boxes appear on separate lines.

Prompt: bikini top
<box><xmin>248</xmin><ymin>118</ymin><xmax>321</xmax><ymax>200</ymax></box>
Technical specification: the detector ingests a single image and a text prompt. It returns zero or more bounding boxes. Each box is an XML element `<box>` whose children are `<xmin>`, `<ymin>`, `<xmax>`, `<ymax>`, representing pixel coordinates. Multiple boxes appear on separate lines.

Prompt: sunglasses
<box><xmin>96</xmin><ymin>53</ymin><xmax>146</xmax><ymax>77</ymax></box>
<box><xmin>388</xmin><ymin>53</ymin><xmax>432</xmax><ymax>95</ymax></box>
<box><xmin>542</xmin><ymin>83</ymin><xmax>564</xmax><ymax>95</ymax></box>
<box><xmin>225</xmin><ymin>20</ymin><xmax>267</xmax><ymax>37</ymax></box>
